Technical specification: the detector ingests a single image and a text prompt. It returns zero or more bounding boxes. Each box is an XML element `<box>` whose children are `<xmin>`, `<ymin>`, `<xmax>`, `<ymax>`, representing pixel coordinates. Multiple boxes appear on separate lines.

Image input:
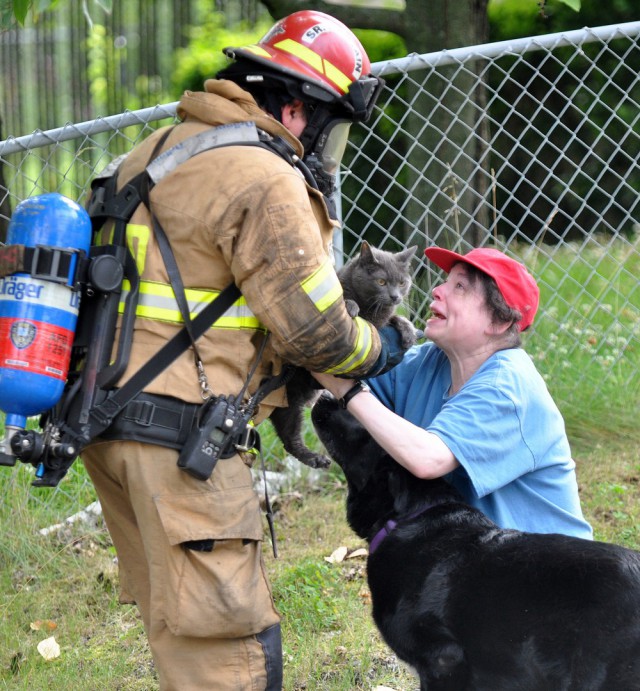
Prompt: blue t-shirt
<box><xmin>368</xmin><ymin>343</ymin><xmax>593</xmax><ymax>540</ymax></box>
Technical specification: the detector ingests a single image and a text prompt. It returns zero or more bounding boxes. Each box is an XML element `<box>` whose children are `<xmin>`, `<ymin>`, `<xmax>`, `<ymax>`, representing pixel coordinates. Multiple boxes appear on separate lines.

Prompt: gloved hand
<box><xmin>366</xmin><ymin>324</ymin><xmax>406</xmax><ymax>377</ymax></box>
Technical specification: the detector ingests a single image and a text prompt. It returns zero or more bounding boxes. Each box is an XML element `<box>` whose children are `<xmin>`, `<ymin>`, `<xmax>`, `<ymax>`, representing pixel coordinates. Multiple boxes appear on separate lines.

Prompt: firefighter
<box><xmin>81</xmin><ymin>10</ymin><xmax>406</xmax><ymax>690</ymax></box>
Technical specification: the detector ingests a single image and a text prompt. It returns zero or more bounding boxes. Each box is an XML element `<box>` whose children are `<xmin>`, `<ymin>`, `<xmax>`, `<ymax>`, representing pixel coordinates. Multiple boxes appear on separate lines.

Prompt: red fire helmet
<box><xmin>224</xmin><ymin>10</ymin><xmax>374</xmax><ymax>104</ymax></box>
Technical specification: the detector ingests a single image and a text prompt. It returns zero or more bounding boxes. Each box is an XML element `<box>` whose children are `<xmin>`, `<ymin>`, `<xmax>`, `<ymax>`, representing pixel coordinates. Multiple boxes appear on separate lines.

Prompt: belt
<box><xmin>98</xmin><ymin>391</ymin><xmax>200</xmax><ymax>450</ymax></box>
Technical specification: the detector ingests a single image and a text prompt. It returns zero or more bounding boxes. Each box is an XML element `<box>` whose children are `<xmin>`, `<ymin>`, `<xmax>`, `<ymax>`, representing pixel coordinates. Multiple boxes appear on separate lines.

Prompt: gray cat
<box><xmin>269</xmin><ymin>241</ymin><xmax>418</xmax><ymax>469</ymax></box>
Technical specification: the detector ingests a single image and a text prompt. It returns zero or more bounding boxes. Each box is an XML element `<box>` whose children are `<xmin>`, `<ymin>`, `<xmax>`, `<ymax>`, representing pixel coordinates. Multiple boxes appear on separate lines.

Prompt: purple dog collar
<box><xmin>369</xmin><ymin>504</ymin><xmax>438</xmax><ymax>555</ymax></box>
<box><xmin>369</xmin><ymin>519</ymin><xmax>398</xmax><ymax>554</ymax></box>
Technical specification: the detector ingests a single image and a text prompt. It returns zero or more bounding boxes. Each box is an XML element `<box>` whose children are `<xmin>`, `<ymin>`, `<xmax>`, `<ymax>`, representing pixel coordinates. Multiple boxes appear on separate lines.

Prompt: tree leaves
<box><xmin>1</xmin><ymin>0</ymin><xmax>111</xmax><ymax>28</ymax></box>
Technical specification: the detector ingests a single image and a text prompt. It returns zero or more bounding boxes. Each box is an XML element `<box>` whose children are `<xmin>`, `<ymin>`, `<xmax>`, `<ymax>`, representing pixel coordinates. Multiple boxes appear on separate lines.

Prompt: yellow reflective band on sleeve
<box><xmin>300</xmin><ymin>262</ymin><xmax>373</xmax><ymax>374</ymax></box>
<box><xmin>301</xmin><ymin>260</ymin><xmax>343</xmax><ymax>313</ymax></box>
<box><xmin>273</xmin><ymin>38</ymin><xmax>352</xmax><ymax>93</ymax></box>
<box><xmin>118</xmin><ymin>280</ymin><xmax>265</xmax><ymax>331</ymax></box>
<box><xmin>324</xmin><ymin>316</ymin><xmax>374</xmax><ymax>375</ymax></box>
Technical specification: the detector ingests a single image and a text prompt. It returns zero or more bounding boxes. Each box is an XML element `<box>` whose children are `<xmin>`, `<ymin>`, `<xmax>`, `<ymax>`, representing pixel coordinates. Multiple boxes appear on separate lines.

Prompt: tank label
<box><xmin>0</xmin><ymin>317</ymin><xmax>72</xmax><ymax>380</ymax></box>
<box><xmin>0</xmin><ymin>275</ymin><xmax>78</xmax><ymax>312</ymax></box>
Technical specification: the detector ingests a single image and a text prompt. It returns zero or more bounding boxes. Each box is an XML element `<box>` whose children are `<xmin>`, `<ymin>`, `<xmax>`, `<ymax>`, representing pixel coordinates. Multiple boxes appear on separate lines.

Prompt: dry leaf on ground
<box><xmin>325</xmin><ymin>545</ymin><xmax>368</xmax><ymax>563</ymax></box>
<box><xmin>30</xmin><ymin>620</ymin><xmax>57</xmax><ymax>632</ymax></box>
<box><xmin>324</xmin><ymin>545</ymin><xmax>348</xmax><ymax>563</ymax></box>
<box><xmin>345</xmin><ymin>547</ymin><xmax>368</xmax><ymax>559</ymax></box>
<box><xmin>37</xmin><ymin>636</ymin><xmax>61</xmax><ymax>661</ymax></box>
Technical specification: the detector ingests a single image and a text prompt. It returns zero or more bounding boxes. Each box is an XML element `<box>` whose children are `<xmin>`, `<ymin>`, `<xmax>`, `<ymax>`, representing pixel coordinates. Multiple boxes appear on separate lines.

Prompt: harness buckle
<box><xmin>127</xmin><ymin>399</ymin><xmax>155</xmax><ymax>426</ymax></box>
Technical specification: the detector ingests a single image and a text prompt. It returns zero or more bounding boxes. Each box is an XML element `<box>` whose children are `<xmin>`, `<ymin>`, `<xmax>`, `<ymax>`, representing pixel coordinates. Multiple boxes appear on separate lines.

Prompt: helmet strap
<box><xmin>299</xmin><ymin>104</ymin><xmax>334</xmax><ymax>152</ymax></box>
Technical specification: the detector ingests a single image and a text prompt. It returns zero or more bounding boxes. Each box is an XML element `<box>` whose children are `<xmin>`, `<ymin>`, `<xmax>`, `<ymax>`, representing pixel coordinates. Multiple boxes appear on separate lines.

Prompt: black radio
<box><xmin>177</xmin><ymin>395</ymin><xmax>256</xmax><ymax>481</ymax></box>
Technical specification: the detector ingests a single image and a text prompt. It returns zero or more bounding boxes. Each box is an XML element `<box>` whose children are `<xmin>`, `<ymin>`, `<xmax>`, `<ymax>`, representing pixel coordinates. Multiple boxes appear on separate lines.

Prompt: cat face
<box><xmin>343</xmin><ymin>242</ymin><xmax>416</xmax><ymax>313</ymax></box>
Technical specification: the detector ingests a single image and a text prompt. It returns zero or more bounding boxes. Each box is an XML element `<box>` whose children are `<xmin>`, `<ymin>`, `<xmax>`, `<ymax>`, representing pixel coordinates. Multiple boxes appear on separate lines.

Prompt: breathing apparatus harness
<box><xmin>1</xmin><ymin>121</ymin><xmax>311</xmax><ymax>493</ymax></box>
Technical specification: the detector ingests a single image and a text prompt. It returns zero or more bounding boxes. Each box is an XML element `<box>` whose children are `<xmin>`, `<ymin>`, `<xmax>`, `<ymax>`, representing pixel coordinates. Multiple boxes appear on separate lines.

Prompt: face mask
<box><xmin>302</xmin><ymin>119</ymin><xmax>351</xmax><ymax>218</ymax></box>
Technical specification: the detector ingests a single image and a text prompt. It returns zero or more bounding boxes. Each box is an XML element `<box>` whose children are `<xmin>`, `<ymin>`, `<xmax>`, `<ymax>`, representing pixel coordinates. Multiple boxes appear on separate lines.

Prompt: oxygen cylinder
<box><xmin>0</xmin><ymin>193</ymin><xmax>92</xmax><ymax>438</ymax></box>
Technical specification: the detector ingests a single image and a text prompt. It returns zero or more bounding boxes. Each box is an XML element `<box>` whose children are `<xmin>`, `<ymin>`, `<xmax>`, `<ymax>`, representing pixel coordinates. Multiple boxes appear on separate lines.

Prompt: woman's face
<box><xmin>425</xmin><ymin>263</ymin><xmax>495</xmax><ymax>353</ymax></box>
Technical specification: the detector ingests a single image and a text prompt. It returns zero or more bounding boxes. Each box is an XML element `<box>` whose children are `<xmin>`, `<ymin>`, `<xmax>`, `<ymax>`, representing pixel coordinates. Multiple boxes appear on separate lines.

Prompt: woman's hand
<box><xmin>311</xmin><ymin>372</ymin><xmax>355</xmax><ymax>400</ymax></box>
<box><xmin>312</xmin><ymin>370</ymin><xmax>458</xmax><ymax>480</ymax></box>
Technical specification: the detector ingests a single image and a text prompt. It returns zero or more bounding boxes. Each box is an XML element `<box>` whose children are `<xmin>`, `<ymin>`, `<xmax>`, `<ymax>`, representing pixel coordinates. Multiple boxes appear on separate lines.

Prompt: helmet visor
<box><xmin>318</xmin><ymin>119</ymin><xmax>351</xmax><ymax>176</ymax></box>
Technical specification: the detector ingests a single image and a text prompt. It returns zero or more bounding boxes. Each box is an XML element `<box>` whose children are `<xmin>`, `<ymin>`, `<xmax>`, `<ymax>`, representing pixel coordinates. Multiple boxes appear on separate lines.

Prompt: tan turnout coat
<box><xmin>105</xmin><ymin>79</ymin><xmax>381</xmax><ymax>420</ymax></box>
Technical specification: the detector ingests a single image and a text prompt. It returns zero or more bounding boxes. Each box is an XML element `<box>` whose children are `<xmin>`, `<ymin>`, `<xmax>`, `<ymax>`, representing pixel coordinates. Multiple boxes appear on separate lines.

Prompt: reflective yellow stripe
<box><xmin>273</xmin><ymin>38</ymin><xmax>352</xmax><ymax>93</ymax></box>
<box><xmin>323</xmin><ymin>61</ymin><xmax>352</xmax><ymax>92</ymax></box>
<box><xmin>275</xmin><ymin>38</ymin><xmax>323</xmax><ymax>72</ymax></box>
<box><xmin>301</xmin><ymin>260</ymin><xmax>343</xmax><ymax>313</ymax></box>
<box><xmin>126</xmin><ymin>224</ymin><xmax>151</xmax><ymax>275</ymax></box>
<box><xmin>300</xmin><ymin>261</ymin><xmax>373</xmax><ymax>373</ymax></box>
<box><xmin>325</xmin><ymin>316</ymin><xmax>374</xmax><ymax>375</ymax></box>
<box><xmin>119</xmin><ymin>280</ymin><xmax>264</xmax><ymax>330</ymax></box>
<box><xmin>118</xmin><ymin>270</ymin><xmax>372</xmax><ymax>371</ymax></box>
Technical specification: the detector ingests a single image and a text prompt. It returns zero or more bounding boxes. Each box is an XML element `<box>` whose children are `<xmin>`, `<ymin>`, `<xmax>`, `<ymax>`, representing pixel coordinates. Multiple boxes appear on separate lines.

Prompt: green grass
<box><xmin>0</xmin><ymin>234</ymin><xmax>639</xmax><ymax>688</ymax></box>
<box><xmin>0</xmin><ymin>434</ymin><xmax>638</xmax><ymax>690</ymax></box>
<box><xmin>523</xmin><ymin>234</ymin><xmax>640</xmax><ymax>436</ymax></box>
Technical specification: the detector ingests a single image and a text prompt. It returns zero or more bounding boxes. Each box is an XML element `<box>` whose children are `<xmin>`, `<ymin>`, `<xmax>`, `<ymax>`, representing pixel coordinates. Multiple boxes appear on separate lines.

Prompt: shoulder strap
<box><xmin>146</xmin><ymin>121</ymin><xmax>262</xmax><ymax>184</ymax></box>
<box><xmin>89</xmin><ymin>282</ymin><xmax>241</xmax><ymax>432</ymax></box>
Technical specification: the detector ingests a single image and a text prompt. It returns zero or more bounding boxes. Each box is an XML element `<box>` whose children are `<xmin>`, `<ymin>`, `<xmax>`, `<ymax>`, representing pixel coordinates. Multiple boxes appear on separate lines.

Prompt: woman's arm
<box><xmin>312</xmin><ymin>372</ymin><xmax>459</xmax><ymax>480</ymax></box>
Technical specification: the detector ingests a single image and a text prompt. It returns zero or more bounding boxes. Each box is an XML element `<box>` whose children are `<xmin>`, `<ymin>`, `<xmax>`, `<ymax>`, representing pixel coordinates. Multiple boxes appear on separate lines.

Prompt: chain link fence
<box><xmin>1</xmin><ymin>21</ymin><xmax>639</xmax><ymax>512</ymax></box>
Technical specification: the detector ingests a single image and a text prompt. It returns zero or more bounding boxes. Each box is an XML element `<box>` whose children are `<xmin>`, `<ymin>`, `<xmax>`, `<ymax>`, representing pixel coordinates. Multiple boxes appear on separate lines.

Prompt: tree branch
<box><xmin>260</xmin><ymin>0</ymin><xmax>406</xmax><ymax>38</ymax></box>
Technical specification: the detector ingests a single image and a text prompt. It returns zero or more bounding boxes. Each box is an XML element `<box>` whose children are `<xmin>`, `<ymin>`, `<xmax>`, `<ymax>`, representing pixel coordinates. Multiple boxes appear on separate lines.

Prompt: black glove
<box><xmin>366</xmin><ymin>324</ymin><xmax>406</xmax><ymax>377</ymax></box>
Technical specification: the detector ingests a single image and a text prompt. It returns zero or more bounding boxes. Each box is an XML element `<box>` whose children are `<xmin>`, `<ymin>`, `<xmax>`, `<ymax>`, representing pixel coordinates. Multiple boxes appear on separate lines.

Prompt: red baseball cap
<box><xmin>424</xmin><ymin>246</ymin><xmax>540</xmax><ymax>331</ymax></box>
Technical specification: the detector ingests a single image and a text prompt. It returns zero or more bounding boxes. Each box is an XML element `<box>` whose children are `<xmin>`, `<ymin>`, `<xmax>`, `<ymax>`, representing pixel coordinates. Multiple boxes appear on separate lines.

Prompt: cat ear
<box><xmin>359</xmin><ymin>241</ymin><xmax>377</xmax><ymax>264</ymax></box>
<box><xmin>397</xmin><ymin>245</ymin><xmax>418</xmax><ymax>264</ymax></box>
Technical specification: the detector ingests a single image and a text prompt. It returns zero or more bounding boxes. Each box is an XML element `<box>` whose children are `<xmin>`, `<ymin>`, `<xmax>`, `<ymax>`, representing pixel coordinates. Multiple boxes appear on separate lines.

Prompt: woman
<box><xmin>314</xmin><ymin>246</ymin><xmax>593</xmax><ymax>539</ymax></box>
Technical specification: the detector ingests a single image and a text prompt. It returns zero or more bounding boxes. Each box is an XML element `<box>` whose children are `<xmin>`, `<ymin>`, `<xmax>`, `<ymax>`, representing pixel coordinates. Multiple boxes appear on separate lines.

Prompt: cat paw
<box><xmin>293</xmin><ymin>452</ymin><xmax>332</xmax><ymax>469</ymax></box>
<box><xmin>389</xmin><ymin>314</ymin><xmax>419</xmax><ymax>350</ymax></box>
<box><xmin>344</xmin><ymin>298</ymin><xmax>360</xmax><ymax>319</ymax></box>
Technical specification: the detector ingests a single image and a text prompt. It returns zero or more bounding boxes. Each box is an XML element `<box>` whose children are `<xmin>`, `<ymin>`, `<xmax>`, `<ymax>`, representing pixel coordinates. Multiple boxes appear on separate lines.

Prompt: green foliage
<box><xmin>524</xmin><ymin>235</ymin><xmax>640</xmax><ymax>435</ymax></box>
<box><xmin>483</xmin><ymin>0</ymin><xmax>640</xmax><ymax>244</ymax></box>
<box><xmin>8</xmin><ymin>0</ymin><xmax>57</xmax><ymax>26</ymax></box>
<box><xmin>170</xmin><ymin>12</ymin><xmax>270</xmax><ymax>97</ymax></box>
<box><xmin>353</xmin><ymin>29</ymin><xmax>406</xmax><ymax>64</ymax></box>
<box><xmin>489</xmin><ymin>0</ymin><xmax>637</xmax><ymax>40</ymax></box>
<box><xmin>85</xmin><ymin>24</ymin><xmax>111</xmax><ymax>115</ymax></box>
<box><xmin>488</xmin><ymin>0</ymin><xmax>547</xmax><ymax>40</ymax></box>
<box><xmin>0</xmin><ymin>0</ymin><xmax>112</xmax><ymax>28</ymax></box>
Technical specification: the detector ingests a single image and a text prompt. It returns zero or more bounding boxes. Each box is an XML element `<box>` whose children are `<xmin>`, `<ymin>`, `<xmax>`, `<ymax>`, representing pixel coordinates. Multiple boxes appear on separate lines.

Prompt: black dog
<box><xmin>311</xmin><ymin>393</ymin><xmax>640</xmax><ymax>691</ymax></box>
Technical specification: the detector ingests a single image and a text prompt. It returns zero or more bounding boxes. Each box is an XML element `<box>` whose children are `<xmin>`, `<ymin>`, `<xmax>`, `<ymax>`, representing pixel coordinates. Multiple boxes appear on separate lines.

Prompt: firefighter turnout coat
<box><xmin>101</xmin><ymin>78</ymin><xmax>383</xmax><ymax>419</ymax></box>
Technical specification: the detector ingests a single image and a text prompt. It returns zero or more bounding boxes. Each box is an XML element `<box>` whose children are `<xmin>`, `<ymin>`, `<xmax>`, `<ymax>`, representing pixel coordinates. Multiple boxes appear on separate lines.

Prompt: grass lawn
<box><xmin>0</xmin><ymin>233</ymin><xmax>638</xmax><ymax>688</ymax></box>
<box><xmin>0</xmin><ymin>420</ymin><xmax>638</xmax><ymax>690</ymax></box>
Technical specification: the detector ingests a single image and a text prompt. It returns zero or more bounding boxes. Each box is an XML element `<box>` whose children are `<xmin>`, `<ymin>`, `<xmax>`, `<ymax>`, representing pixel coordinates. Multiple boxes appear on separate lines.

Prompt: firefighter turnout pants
<box><xmin>82</xmin><ymin>440</ymin><xmax>282</xmax><ymax>690</ymax></box>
